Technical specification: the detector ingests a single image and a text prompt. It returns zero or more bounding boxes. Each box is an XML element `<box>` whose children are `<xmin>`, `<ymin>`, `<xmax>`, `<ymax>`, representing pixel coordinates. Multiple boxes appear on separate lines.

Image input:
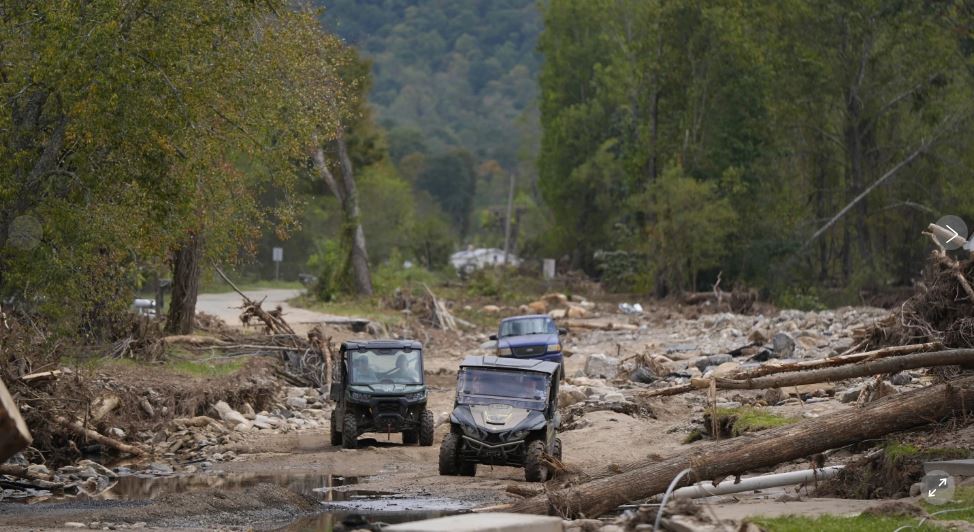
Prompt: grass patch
<box><xmin>920</xmin><ymin>486</ymin><xmax>974</xmax><ymax>523</ymax></box>
<box><xmin>200</xmin><ymin>279</ymin><xmax>304</xmax><ymax>294</ymax></box>
<box><xmin>167</xmin><ymin>358</ymin><xmax>247</xmax><ymax>378</ymax></box>
<box><xmin>884</xmin><ymin>441</ymin><xmax>921</xmax><ymax>461</ymax></box>
<box><xmin>714</xmin><ymin>406</ymin><xmax>798</xmax><ymax>436</ymax></box>
<box><xmin>750</xmin><ymin>514</ymin><xmax>938</xmax><ymax>532</ymax></box>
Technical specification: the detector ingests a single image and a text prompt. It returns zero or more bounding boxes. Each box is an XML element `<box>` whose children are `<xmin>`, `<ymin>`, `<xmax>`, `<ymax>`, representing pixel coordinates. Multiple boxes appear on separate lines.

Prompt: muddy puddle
<box><xmin>14</xmin><ymin>471</ymin><xmax>468</xmax><ymax>530</ymax></box>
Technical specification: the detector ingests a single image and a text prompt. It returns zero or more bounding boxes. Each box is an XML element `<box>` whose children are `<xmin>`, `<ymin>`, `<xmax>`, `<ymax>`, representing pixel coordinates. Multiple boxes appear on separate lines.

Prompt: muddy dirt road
<box><xmin>0</xmin><ymin>303</ymin><xmax>918</xmax><ymax>530</ymax></box>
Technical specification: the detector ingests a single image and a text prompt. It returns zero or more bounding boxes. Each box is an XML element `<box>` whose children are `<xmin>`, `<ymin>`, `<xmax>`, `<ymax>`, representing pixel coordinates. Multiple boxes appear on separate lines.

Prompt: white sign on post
<box><xmin>272</xmin><ymin>247</ymin><xmax>283</xmax><ymax>262</ymax></box>
<box><xmin>272</xmin><ymin>247</ymin><xmax>283</xmax><ymax>281</ymax></box>
<box><xmin>543</xmin><ymin>258</ymin><xmax>556</xmax><ymax>280</ymax></box>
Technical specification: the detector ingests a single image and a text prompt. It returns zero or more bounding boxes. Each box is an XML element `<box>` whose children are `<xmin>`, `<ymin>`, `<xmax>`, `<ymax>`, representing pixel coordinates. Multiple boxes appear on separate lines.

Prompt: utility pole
<box><xmin>503</xmin><ymin>172</ymin><xmax>516</xmax><ymax>264</ymax></box>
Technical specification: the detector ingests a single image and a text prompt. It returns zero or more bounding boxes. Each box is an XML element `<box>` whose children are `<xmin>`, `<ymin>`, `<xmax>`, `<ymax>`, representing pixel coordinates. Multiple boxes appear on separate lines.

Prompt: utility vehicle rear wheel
<box><xmin>341</xmin><ymin>414</ymin><xmax>358</xmax><ymax>449</ymax></box>
<box><xmin>419</xmin><ymin>410</ymin><xmax>435</xmax><ymax>446</ymax></box>
<box><xmin>524</xmin><ymin>439</ymin><xmax>548</xmax><ymax>482</ymax></box>
<box><xmin>402</xmin><ymin>430</ymin><xmax>418</xmax><ymax>445</ymax></box>
<box><xmin>458</xmin><ymin>460</ymin><xmax>477</xmax><ymax>476</ymax></box>
<box><xmin>329</xmin><ymin>410</ymin><xmax>341</xmax><ymax>446</ymax></box>
<box><xmin>553</xmin><ymin>437</ymin><xmax>563</xmax><ymax>460</ymax></box>
<box><xmin>438</xmin><ymin>433</ymin><xmax>461</xmax><ymax>475</ymax></box>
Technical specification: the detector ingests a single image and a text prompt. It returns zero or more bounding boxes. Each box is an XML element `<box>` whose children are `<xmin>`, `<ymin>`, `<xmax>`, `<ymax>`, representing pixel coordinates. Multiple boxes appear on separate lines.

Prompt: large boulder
<box><xmin>694</xmin><ymin>354</ymin><xmax>734</xmax><ymax>372</ymax></box>
<box><xmin>213</xmin><ymin>401</ymin><xmax>248</xmax><ymax>426</ymax></box>
<box><xmin>771</xmin><ymin>332</ymin><xmax>796</xmax><ymax>358</ymax></box>
<box><xmin>584</xmin><ymin>353</ymin><xmax>620</xmax><ymax>379</ymax></box>
<box><xmin>558</xmin><ymin>385</ymin><xmax>587</xmax><ymax>407</ymax></box>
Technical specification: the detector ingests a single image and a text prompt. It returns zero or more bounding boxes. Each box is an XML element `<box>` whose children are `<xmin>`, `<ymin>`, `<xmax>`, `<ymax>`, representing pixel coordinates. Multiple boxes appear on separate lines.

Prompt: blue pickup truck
<box><xmin>490</xmin><ymin>315</ymin><xmax>567</xmax><ymax>379</ymax></box>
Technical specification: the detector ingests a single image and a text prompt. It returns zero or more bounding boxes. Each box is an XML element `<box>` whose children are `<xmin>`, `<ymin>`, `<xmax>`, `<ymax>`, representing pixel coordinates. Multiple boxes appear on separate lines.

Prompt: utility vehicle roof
<box><xmin>459</xmin><ymin>355</ymin><xmax>560</xmax><ymax>375</ymax></box>
<box><xmin>341</xmin><ymin>339</ymin><xmax>422</xmax><ymax>351</ymax></box>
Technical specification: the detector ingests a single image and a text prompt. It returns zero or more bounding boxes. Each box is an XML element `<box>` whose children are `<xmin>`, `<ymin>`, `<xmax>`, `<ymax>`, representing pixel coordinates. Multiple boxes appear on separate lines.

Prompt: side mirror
<box><xmin>558</xmin><ymin>328</ymin><xmax>567</xmax><ymax>336</ymax></box>
<box><xmin>489</xmin><ymin>334</ymin><xmax>498</xmax><ymax>341</ymax></box>
<box><xmin>329</xmin><ymin>383</ymin><xmax>341</xmax><ymax>401</ymax></box>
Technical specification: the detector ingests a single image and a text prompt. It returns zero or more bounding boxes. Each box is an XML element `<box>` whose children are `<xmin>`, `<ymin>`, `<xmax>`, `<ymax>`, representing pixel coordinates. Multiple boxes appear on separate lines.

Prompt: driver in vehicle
<box><xmin>388</xmin><ymin>353</ymin><xmax>420</xmax><ymax>382</ymax></box>
<box><xmin>353</xmin><ymin>356</ymin><xmax>376</xmax><ymax>383</ymax></box>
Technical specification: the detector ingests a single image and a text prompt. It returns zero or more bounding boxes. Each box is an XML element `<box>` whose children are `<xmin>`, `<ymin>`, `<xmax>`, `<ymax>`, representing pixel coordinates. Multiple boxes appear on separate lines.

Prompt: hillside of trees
<box><xmin>538</xmin><ymin>0</ymin><xmax>974</xmax><ymax>301</ymax></box>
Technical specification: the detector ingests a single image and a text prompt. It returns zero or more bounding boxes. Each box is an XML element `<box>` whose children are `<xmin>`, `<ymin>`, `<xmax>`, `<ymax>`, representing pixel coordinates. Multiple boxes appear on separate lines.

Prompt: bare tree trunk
<box><xmin>312</xmin><ymin>132</ymin><xmax>372</xmax><ymax>296</ymax></box>
<box><xmin>503</xmin><ymin>172</ymin><xmax>515</xmax><ymax>264</ymax></box>
<box><xmin>166</xmin><ymin>233</ymin><xmax>202</xmax><ymax>334</ymax></box>
<box><xmin>0</xmin><ymin>378</ymin><xmax>31</xmax><ymax>463</ymax></box>
<box><xmin>507</xmin><ymin>376</ymin><xmax>974</xmax><ymax>517</ymax></box>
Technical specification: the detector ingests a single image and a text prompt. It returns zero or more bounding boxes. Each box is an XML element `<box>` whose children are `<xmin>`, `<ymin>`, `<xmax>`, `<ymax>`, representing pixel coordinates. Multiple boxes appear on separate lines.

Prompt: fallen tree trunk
<box><xmin>731</xmin><ymin>342</ymin><xmax>942</xmax><ymax>379</ymax></box>
<box><xmin>710</xmin><ymin>348</ymin><xmax>973</xmax><ymax>390</ymax></box>
<box><xmin>54</xmin><ymin>416</ymin><xmax>145</xmax><ymax>457</ymax></box>
<box><xmin>506</xmin><ymin>375</ymin><xmax>974</xmax><ymax>517</ymax></box>
<box><xmin>642</xmin><ymin>348</ymin><xmax>974</xmax><ymax>397</ymax></box>
<box><xmin>0</xmin><ymin>378</ymin><xmax>31</xmax><ymax>463</ymax></box>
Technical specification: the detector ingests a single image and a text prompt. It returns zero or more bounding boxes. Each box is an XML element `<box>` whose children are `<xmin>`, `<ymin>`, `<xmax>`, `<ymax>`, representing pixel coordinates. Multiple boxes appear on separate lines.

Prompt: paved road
<box><xmin>196</xmin><ymin>288</ymin><xmax>365</xmax><ymax>327</ymax></box>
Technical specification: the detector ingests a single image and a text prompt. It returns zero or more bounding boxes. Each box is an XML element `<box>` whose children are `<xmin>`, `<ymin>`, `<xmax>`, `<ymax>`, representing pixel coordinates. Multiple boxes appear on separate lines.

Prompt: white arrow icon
<box><xmin>946</xmin><ymin>224</ymin><xmax>963</xmax><ymax>244</ymax></box>
<box><xmin>939</xmin><ymin>478</ymin><xmax>948</xmax><ymax>487</ymax></box>
<box><xmin>929</xmin><ymin>489</ymin><xmax>937</xmax><ymax>497</ymax></box>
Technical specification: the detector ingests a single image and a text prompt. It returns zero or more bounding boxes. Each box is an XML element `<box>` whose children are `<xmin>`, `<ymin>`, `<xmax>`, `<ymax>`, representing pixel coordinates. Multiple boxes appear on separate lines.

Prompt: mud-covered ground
<box><xmin>2</xmin><ymin>297</ymin><xmax>969</xmax><ymax>531</ymax></box>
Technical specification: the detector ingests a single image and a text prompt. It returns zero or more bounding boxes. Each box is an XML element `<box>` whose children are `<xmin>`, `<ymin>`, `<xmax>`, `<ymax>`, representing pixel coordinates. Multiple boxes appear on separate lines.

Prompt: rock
<box><xmin>542</xmin><ymin>292</ymin><xmax>568</xmax><ymax>306</ymax></box>
<box><xmin>27</xmin><ymin>464</ymin><xmax>50</xmax><ymax>477</ymax></box>
<box><xmin>108</xmin><ymin>427</ymin><xmax>126</xmax><ymax>439</ymax></box>
<box><xmin>839</xmin><ymin>385</ymin><xmax>865</xmax><ymax>403</ymax></box>
<box><xmin>891</xmin><ymin>371</ymin><xmax>913</xmax><ymax>385</ymax></box>
<box><xmin>77</xmin><ymin>460</ymin><xmax>117</xmax><ymax>479</ymax></box>
<box><xmin>286</xmin><ymin>387</ymin><xmax>306</xmax><ymax>398</ymax></box>
<box><xmin>771</xmin><ymin>332</ymin><xmax>796</xmax><ymax>357</ymax></box>
<box><xmin>526</xmin><ymin>300</ymin><xmax>548</xmax><ymax>314</ymax></box>
<box><xmin>434</xmin><ymin>412</ymin><xmax>451</xmax><ymax>427</ymax></box>
<box><xmin>708</xmin><ymin>361</ymin><xmax>741</xmax><ymax>378</ymax></box>
<box><xmin>747</xmin><ymin>348</ymin><xmax>776</xmax><ymax>362</ymax></box>
<box><xmin>630</xmin><ymin>366</ymin><xmax>656</xmax><ymax>384</ymax></box>
<box><xmin>764</xmin><ymin>388</ymin><xmax>785</xmax><ymax>405</ymax></box>
<box><xmin>584</xmin><ymin>354</ymin><xmax>620</xmax><ymax>379</ymax></box>
<box><xmin>213</xmin><ymin>401</ymin><xmax>248</xmax><ymax>425</ymax></box>
<box><xmin>867</xmin><ymin>380</ymin><xmax>898</xmax><ymax>402</ymax></box>
<box><xmin>566</xmin><ymin>305</ymin><xmax>588</xmax><ymax>318</ymax></box>
<box><xmin>748</xmin><ymin>330</ymin><xmax>768</xmax><ymax>344</ymax></box>
<box><xmin>233</xmin><ymin>422</ymin><xmax>253</xmax><ymax>432</ymax></box>
<box><xmin>241</xmin><ymin>403</ymin><xmax>256</xmax><ymax>420</ymax></box>
<box><xmin>147</xmin><ymin>463</ymin><xmax>174</xmax><ymax>475</ymax></box>
<box><xmin>63</xmin><ymin>523</ymin><xmax>86</xmax><ymax>528</ymax></box>
<box><xmin>254</xmin><ymin>414</ymin><xmax>281</xmax><ymax>428</ymax></box>
<box><xmin>694</xmin><ymin>354</ymin><xmax>733</xmax><ymax>372</ymax></box>
<box><xmin>558</xmin><ymin>385</ymin><xmax>587</xmax><ymax>407</ymax></box>
<box><xmin>139</xmin><ymin>398</ymin><xmax>155</xmax><ymax>418</ymax></box>
<box><xmin>286</xmin><ymin>396</ymin><xmax>308</xmax><ymax>410</ymax></box>
<box><xmin>548</xmin><ymin>308</ymin><xmax>567</xmax><ymax>319</ymax></box>
<box><xmin>602</xmin><ymin>392</ymin><xmax>626</xmax><ymax>403</ymax></box>
<box><xmin>482</xmin><ymin>305</ymin><xmax>500</xmax><ymax>314</ymax></box>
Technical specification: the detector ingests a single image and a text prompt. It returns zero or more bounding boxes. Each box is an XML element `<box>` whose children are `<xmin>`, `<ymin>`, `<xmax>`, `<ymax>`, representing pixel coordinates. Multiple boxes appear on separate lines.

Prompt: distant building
<box><xmin>450</xmin><ymin>247</ymin><xmax>521</xmax><ymax>273</ymax></box>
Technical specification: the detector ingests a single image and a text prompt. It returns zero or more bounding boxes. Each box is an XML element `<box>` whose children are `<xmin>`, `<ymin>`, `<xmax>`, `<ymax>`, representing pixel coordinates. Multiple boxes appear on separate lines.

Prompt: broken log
<box><xmin>0</xmin><ymin>378</ymin><xmax>32</xmax><ymax>463</ymax></box>
<box><xmin>54</xmin><ymin>416</ymin><xmax>145</xmax><ymax>457</ymax></box>
<box><xmin>563</xmin><ymin>320</ymin><xmax>638</xmax><ymax>332</ymax></box>
<box><xmin>20</xmin><ymin>370</ymin><xmax>62</xmax><ymax>384</ymax></box>
<box><xmin>0</xmin><ymin>464</ymin><xmax>52</xmax><ymax>482</ymax></box>
<box><xmin>90</xmin><ymin>395</ymin><xmax>120</xmax><ymax>422</ymax></box>
<box><xmin>709</xmin><ymin>348</ymin><xmax>973</xmax><ymax>390</ymax></box>
<box><xmin>642</xmin><ymin>348</ymin><xmax>974</xmax><ymax>397</ymax></box>
<box><xmin>506</xmin><ymin>375</ymin><xmax>974</xmax><ymax>518</ymax></box>
<box><xmin>731</xmin><ymin>342</ymin><xmax>942</xmax><ymax>379</ymax></box>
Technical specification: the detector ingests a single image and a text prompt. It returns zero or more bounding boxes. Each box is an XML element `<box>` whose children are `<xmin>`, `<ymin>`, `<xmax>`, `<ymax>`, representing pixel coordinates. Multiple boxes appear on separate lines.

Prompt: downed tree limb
<box><xmin>563</xmin><ymin>320</ymin><xmax>638</xmax><ymax>332</ymax></box>
<box><xmin>641</xmin><ymin>348</ymin><xmax>974</xmax><ymax>397</ymax></box>
<box><xmin>90</xmin><ymin>395</ymin><xmax>120</xmax><ymax>422</ymax></box>
<box><xmin>54</xmin><ymin>416</ymin><xmax>145</xmax><ymax>457</ymax></box>
<box><xmin>20</xmin><ymin>370</ymin><xmax>62</xmax><ymax>384</ymax></box>
<box><xmin>0</xmin><ymin>378</ymin><xmax>31</xmax><ymax>463</ymax></box>
<box><xmin>708</xmin><ymin>348</ymin><xmax>973</xmax><ymax>390</ymax></box>
<box><xmin>731</xmin><ymin>342</ymin><xmax>942</xmax><ymax>379</ymax></box>
<box><xmin>506</xmin><ymin>375</ymin><xmax>974</xmax><ymax>517</ymax></box>
<box><xmin>0</xmin><ymin>464</ymin><xmax>53</xmax><ymax>482</ymax></box>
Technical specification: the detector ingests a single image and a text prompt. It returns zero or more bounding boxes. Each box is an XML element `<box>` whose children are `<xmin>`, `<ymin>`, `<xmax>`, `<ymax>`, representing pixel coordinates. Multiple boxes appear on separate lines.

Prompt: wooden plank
<box><xmin>0</xmin><ymin>378</ymin><xmax>32</xmax><ymax>463</ymax></box>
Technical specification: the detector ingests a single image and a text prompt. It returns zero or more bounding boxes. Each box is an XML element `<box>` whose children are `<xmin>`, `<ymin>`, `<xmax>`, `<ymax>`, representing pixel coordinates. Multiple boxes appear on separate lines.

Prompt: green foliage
<box><xmin>0</xmin><ymin>2</ymin><xmax>352</xmax><ymax>332</ymax></box>
<box><xmin>537</xmin><ymin>0</ymin><xmax>974</xmax><ymax>296</ymax></box>
<box><xmin>715</xmin><ymin>407</ymin><xmax>798</xmax><ymax>436</ymax></box>
<box><xmin>775</xmin><ymin>288</ymin><xmax>828</xmax><ymax>312</ymax></box>
<box><xmin>750</xmin><ymin>515</ymin><xmax>938</xmax><ymax>532</ymax></box>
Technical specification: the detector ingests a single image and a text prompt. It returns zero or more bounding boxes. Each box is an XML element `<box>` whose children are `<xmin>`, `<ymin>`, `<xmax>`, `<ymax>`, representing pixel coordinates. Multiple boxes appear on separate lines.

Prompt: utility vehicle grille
<box><xmin>375</xmin><ymin>402</ymin><xmax>401</xmax><ymax>415</ymax></box>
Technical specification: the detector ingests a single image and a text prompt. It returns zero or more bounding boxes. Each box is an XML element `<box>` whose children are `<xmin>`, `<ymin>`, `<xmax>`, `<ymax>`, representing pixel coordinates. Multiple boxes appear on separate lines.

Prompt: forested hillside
<box><xmin>539</xmin><ymin>0</ymin><xmax>974</xmax><ymax>300</ymax></box>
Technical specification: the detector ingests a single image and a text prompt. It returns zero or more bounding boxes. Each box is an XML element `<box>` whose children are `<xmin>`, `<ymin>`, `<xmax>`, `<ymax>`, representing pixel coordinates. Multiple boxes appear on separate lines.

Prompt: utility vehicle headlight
<box><xmin>497</xmin><ymin>347</ymin><xmax>513</xmax><ymax>356</ymax></box>
<box><xmin>461</xmin><ymin>425</ymin><xmax>480</xmax><ymax>438</ymax></box>
<box><xmin>509</xmin><ymin>430</ymin><xmax>529</xmax><ymax>441</ymax></box>
<box><xmin>547</xmin><ymin>343</ymin><xmax>561</xmax><ymax>353</ymax></box>
<box><xmin>348</xmin><ymin>391</ymin><xmax>370</xmax><ymax>402</ymax></box>
<box><xmin>404</xmin><ymin>391</ymin><xmax>426</xmax><ymax>402</ymax></box>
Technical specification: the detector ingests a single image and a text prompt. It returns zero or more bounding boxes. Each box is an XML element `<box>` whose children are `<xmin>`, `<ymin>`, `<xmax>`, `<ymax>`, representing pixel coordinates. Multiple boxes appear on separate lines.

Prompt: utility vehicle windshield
<box><xmin>349</xmin><ymin>349</ymin><xmax>423</xmax><ymax>385</ymax></box>
<box><xmin>457</xmin><ymin>368</ymin><xmax>549</xmax><ymax>404</ymax></box>
<box><xmin>499</xmin><ymin>317</ymin><xmax>556</xmax><ymax>338</ymax></box>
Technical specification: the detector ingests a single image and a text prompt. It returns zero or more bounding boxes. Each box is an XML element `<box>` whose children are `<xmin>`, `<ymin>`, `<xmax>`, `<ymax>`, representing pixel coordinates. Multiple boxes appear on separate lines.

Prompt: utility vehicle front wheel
<box><xmin>329</xmin><ymin>410</ymin><xmax>342</xmax><ymax>446</ymax></box>
<box><xmin>341</xmin><ymin>414</ymin><xmax>358</xmax><ymax>449</ymax></box>
<box><xmin>438</xmin><ymin>433</ymin><xmax>461</xmax><ymax>475</ymax></box>
<box><xmin>419</xmin><ymin>410</ymin><xmax>435</xmax><ymax>446</ymax></box>
<box><xmin>524</xmin><ymin>439</ymin><xmax>549</xmax><ymax>482</ymax></box>
<box><xmin>553</xmin><ymin>437</ymin><xmax>563</xmax><ymax>460</ymax></box>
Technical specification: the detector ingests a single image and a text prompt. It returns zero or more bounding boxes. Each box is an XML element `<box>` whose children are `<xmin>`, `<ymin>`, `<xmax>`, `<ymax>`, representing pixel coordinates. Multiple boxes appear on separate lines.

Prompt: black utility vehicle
<box><xmin>439</xmin><ymin>355</ymin><xmax>562</xmax><ymax>482</ymax></box>
<box><xmin>329</xmin><ymin>339</ymin><xmax>434</xmax><ymax>449</ymax></box>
